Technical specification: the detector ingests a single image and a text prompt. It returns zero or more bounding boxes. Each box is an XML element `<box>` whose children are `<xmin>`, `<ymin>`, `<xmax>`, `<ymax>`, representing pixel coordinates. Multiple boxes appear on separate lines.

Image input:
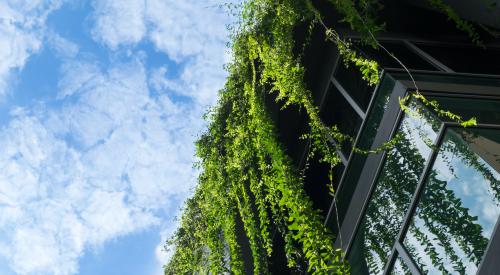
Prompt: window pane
<box><xmin>348</xmin><ymin>101</ymin><xmax>440</xmax><ymax>275</ymax></box>
<box><xmin>415</xmin><ymin>44</ymin><xmax>500</xmax><ymax>75</ymax></box>
<box><xmin>403</xmin><ymin>127</ymin><xmax>500</xmax><ymax>274</ymax></box>
<box><xmin>335</xmin><ymin>75</ymin><xmax>396</xmax><ymax>226</ymax></box>
<box><xmin>428</xmin><ymin>96</ymin><xmax>500</xmax><ymax>125</ymax></box>
<box><xmin>334</xmin><ymin>63</ymin><xmax>373</xmax><ymax>112</ymax></box>
<box><xmin>390</xmin><ymin>257</ymin><xmax>412</xmax><ymax>275</ymax></box>
<box><xmin>320</xmin><ymin>83</ymin><xmax>362</xmax><ymax>156</ymax></box>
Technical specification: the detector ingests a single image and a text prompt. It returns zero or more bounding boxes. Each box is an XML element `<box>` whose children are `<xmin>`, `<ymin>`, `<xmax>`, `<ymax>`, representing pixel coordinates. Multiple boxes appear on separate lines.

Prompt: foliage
<box><xmin>400</xmin><ymin>93</ymin><xmax>477</xmax><ymax>128</ymax></box>
<box><xmin>426</xmin><ymin>0</ymin><xmax>483</xmax><ymax>47</ymax></box>
<box><xmin>164</xmin><ymin>0</ymin><xmax>373</xmax><ymax>273</ymax></box>
<box><xmin>356</xmin><ymin>101</ymin><xmax>494</xmax><ymax>274</ymax></box>
<box><xmin>164</xmin><ymin>0</ymin><xmax>484</xmax><ymax>274</ymax></box>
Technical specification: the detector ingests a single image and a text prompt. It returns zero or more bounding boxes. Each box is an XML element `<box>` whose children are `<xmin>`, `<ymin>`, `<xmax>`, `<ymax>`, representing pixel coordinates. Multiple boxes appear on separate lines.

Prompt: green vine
<box><xmin>164</xmin><ymin>0</ymin><xmax>483</xmax><ymax>274</ymax></box>
<box><xmin>400</xmin><ymin>93</ymin><xmax>477</xmax><ymax>127</ymax></box>
<box><xmin>427</xmin><ymin>0</ymin><xmax>483</xmax><ymax>47</ymax></box>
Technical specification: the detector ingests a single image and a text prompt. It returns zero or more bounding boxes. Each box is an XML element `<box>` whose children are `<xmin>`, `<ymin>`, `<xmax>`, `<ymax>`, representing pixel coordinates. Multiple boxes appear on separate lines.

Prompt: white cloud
<box><xmin>81</xmin><ymin>190</ymin><xmax>158</xmax><ymax>245</ymax></box>
<box><xmin>0</xmin><ymin>0</ymin><xmax>63</xmax><ymax>97</ymax></box>
<box><xmin>47</xmin><ymin>31</ymin><xmax>79</xmax><ymax>58</ymax></box>
<box><xmin>86</xmin><ymin>1</ymin><xmax>238</xmax><ymax>271</ymax></box>
<box><xmin>145</xmin><ymin>0</ymin><xmax>234</xmax><ymax>106</ymax></box>
<box><xmin>90</xmin><ymin>0</ymin><xmax>236</xmax><ymax>106</ymax></box>
<box><xmin>0</xmin><ymin>1</ymin><xmax>236</xmax><ymax>274</ymax></box>
<box><xmin>56</xmin><ymin>61</ymin><xmax>101</xmax><ymax>99</ymax></box>
<box><xmin>90</xmin><ymin>0</ymin><xmax>146</xmax><ymax>49</ymax></box>
<box><xmin>0</xmin><ymin>60</ymin><xmax>202</xmax><ymax>274</ymax></box>
<box><xmin>154</xmin><ymin>223</ymin><xmax>178</xmax><ymax>267</ymax></box>
<box><xmin>146</xmin><ymin>0</ymin><xmax>229</xmax><ymax>61</ymax></box>
<box><xmin>0</xmin><ymin>115</ymin><xmax>85</xmax><ymax>275</ymax></box>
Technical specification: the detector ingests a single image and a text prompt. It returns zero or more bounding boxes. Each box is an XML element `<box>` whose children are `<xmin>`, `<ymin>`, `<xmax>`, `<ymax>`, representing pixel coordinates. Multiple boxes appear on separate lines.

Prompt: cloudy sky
<box><xmin>0</xmin><ymin>1</ymin><xmax>235</xmax><ymax>274</ymax></box>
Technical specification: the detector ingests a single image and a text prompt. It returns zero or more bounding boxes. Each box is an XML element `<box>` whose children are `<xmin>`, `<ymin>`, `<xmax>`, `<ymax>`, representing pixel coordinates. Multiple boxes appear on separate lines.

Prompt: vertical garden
<box><xmin>163</xmin><ymin>0</ymin><xmax>485</xmax><ymax>274</ymax></box>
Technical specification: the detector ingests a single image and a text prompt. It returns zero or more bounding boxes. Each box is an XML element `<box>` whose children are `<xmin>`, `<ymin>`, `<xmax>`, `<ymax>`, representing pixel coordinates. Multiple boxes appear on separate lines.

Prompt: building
<box><xmin>267</xmin><ymin>0</ymin><xmax>500</xmax><ymax>274</ymax></box>
<box><xmin>164</xmin><ymin>1</ymin><xmax>500</xmax><ymax>274</ymax></box>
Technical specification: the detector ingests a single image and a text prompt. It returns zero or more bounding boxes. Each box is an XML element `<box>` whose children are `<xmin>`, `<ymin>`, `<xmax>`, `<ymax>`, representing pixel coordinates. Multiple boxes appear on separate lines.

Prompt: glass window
<box><xmin>334</xmin><ymin>64</ymin><xmax>374</xmax><ymax>112</ymax></box>
<box><xmin>391</xmin><ymin>257</ymin><xmax>412</xmax><ymax>275</ymax></box>
<box><xmin>320</xmin><ymin>83</ymin><xmax>363</xmax><ymax>156</ymax></box>
<box><xmin>340</xmin><ymin>72</ymin><xmax>500</xmax><ymax>274</ymax></box>
<box><xmin>414</xmin><ymin>44</ymin><xmax>500</xmax><ymax>75</ymax></box>
<box><xmin>303</xmin><ymin>156</ymin><xmax>345</xmax><ymax>217</ymax></box>
<box><xmin>428</xmin><ymin>96</ymin><xmax>500</xmax><ymax>125</ymax></box>
<box><xmin>348</xmin><ymin>100</ymin><xmax>440</xmax><ymax>275</ymax></box>
<box><xmin>335</xmin><ymin>74</ymin><xmax>397</xmax><ymax>226</ymax></box>
<box><xmin>403</xmin><ymin>127</ymin><xmax>500</xmax><ymax>274</ymax></box>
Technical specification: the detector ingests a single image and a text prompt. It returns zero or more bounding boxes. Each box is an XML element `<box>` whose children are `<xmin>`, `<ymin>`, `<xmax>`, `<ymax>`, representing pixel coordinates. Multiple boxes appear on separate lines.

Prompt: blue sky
<box><xmin>0</xmin><ymin>1</ymin><xmax>235</xmax><ymax>274</ymax></box>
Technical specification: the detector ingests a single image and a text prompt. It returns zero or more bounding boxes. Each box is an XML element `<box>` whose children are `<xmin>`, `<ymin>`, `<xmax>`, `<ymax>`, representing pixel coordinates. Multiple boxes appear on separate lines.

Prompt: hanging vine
<box><xmin>427</xmin><ymin>0</ymin><xmax>483</xmax><ymax>46</ymax></box>
<box><xmin>164</xmin><ymin>0</ymin><xmax>486</xmax><ymax>274</ymax></box>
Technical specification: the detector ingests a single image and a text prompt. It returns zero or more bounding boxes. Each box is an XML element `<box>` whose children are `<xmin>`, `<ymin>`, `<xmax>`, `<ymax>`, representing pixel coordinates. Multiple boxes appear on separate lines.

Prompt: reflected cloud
<box><xmin>349</xmin><ymin>99</ymin><xmax>500</xmax><ymax>275</ymax></box>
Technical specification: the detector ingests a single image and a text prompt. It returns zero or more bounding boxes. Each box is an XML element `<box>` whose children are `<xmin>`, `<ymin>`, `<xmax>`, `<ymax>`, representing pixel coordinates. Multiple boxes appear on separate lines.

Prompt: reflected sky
<box><xmin>349</xmin><ymin>101</ymin><xmax>439</xmax><ymax>275</ymax></box>
<box><xmin>403</xmin><ymin>127</ymin><xmax>500</xmax><ymax>274</ymax></box>
<box><xmin>391</xmin><ymin>257</ymin><xmax>411</xmax><ymax>275</ymax></box>
<box><xmin>350</xmin><ymin>99</ymin><xmax>500</xmax><ymax>275</ymax></box>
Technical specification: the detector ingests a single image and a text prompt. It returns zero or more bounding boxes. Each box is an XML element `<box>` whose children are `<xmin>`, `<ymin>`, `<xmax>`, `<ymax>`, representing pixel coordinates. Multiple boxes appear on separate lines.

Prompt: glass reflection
<box><xmin>403</xmin><ymin>127</ymin><xmax>500</xmax><ymax>274</ymax></box>
<box><xmin>390</xmin><ymin>257</ymin><xmax>411</xmax><ymax>275</ymax></box>
<box><xmin>349</xmin><ymin>101</ymin><xmax>440</xmax><ymax>275</ymax></box>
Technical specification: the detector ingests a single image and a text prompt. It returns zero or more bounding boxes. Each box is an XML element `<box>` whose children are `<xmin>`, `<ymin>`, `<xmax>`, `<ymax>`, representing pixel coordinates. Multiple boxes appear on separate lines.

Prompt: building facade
<box><xmin>164</xmin><ymin>1</ymin><xmax>500</xmax><ymax>273</ymax></box>
<box><xmin>268</xmin><ymin>1</ymin><xmax>500</xmax><ymax>274</ymax></box>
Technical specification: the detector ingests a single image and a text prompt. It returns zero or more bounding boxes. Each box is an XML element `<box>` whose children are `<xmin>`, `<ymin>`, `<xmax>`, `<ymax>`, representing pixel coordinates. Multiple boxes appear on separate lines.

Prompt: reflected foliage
<box><xmin>351</xmin><ymin>101</ymin><xmax>500</xmax><ymax>275</ymax></box>
<box><xmin>164</xmin><ymin>0</ymin><xmax>491</xmax><ymax>273</ymax></box>
<box><xmin>350</xmin><ymin>101</ymin><xmax>438</xmax><ymax>274</ymax></box>
<box><xmin>390</xmin><ymin>257</ymin><xmax>411</xmax><ymax>275</ymax></box>
<box><xmin>404</xmin><ymin>127</ymin><xmax>500</xmax><ymax>274</ymax></box>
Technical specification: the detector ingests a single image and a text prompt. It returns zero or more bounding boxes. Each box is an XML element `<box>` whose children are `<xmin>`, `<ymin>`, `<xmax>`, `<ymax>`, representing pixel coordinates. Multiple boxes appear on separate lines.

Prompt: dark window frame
<box><xmin>334</xmin><ymin>70</ymin><xmax>500</xmax><ymax>275</ymax></box>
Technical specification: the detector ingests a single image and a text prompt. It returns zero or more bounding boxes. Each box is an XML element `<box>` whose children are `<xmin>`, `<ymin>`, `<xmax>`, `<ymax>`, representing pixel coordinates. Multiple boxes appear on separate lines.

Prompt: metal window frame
<box><xmin>323</xmin><ymin>69</ymin><xmax>386</xmax><ymax>228</ymax></box>
<box><xmin>335</xmin><ymin>70</ymin><xmax>500</xmax><ymax>274</ymax></box>
<box><xmin>334</xmin><ymin>74</ymin><xmax>409</xmax><ymax>253</ymax></box>
<box><xmin>324</xmin><ymin>36</ymin><xmax>496</xmax><ymax>232</ymax></box>
<box><xmin>402</xmin><ymin>40</ymin><xmax>454</xmax><ymax>73</ymax></box>
<box><xmin>330</xmin><ymin>77</ymin><xmax>367</xmax><ymax>120</ymax></box>
<box><xmin>381</xmin><ymin>122</ymin><xmax>447</xmax><ymax>275</ymax></box>
<box><xmin>383</xmin><ymin>122</ymin><xmax>500</xmax><ymax>275</ymax></box>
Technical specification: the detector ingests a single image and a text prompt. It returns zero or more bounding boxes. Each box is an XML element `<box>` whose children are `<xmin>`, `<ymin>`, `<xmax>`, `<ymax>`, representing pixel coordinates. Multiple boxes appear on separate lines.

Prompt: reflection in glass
<box><xmin>336</xmin><ymin>75</ymin><xmax>397</xmax><ymax>226</ymax></box>
<box><xmin>403</xmin><ymin>127</ymin><xmax>500</xmax><ymax>274</ymax></box>
<box><xmin>349</xmin><ymin>101</ymin><xmax>440</xmax><ymax>275</ymax></box>
<box><xmin>430</xmin><ymin>96</ymin><xmax>500</xmax><ymax>125</ymax></box>
<box><xmin>390</xmin><ymin>257</ymin><xmax>412</xmax><ymax>275</ymax></box>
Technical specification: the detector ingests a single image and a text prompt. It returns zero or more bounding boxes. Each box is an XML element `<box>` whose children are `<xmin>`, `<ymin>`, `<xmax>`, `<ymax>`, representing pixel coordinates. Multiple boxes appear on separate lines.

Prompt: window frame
<box><xmin>334</xmin><ymin>69</ymin><xmax>500</xmax><ymax>275</ymax></box>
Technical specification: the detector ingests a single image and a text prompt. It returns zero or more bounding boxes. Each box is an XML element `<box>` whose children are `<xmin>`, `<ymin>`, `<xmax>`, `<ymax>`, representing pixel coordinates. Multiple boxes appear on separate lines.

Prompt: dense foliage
<box><xmin>164</xmin><ymin>0</ymin><xmax>483</xmax><ymax>274</ymax></box>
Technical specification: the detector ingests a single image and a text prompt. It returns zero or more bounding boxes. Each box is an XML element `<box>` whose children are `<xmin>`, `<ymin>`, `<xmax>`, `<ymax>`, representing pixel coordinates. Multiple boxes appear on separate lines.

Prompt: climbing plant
<box><xmin>427</xmin><ymin>0</ymin><xmax>483</xmax><ymax>46</ymax></box>
<box><xmin>164</xmin><ymin>0</ymin><xmax>487</xmax><ymax>274</ymax></box>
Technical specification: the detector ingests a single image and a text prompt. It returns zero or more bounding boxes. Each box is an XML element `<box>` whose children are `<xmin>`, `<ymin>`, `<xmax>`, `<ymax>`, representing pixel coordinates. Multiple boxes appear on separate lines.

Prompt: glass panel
<box><xmin>334</xmin><ymin>63</ymin><xmax>373</xmax><ymax>112</ymax></box>
<box><xmin>348</xmin><ymin>101</ymin><xmax>440</xmax><ymax>275</ymax></box>
<box><xmin>403</xmin><ymin>127</ymin><xmax>500</xmax><ymax>274</ymax></box>
<box><xmin>427</xmin><ymin>96</ymin><xmax>500</xmax><ymax>125</ymax></box>
<box><xmin>356</xmin><ymin>41</ymin><xmax>437</xmax><ymax>71</ymax></box>
<box><xmin>303</xmin><ymin>156</ymin><xmax>345</xmax><ymax>218</ymax></box>
<box><xmin>335</xmin><ymin>75</ymin><xmax>396</xmax><ymax>225</ymax></box>
<box><xmin>325</xmin><ymin>162</ymin><xmax>347</xmax><ymax>234</ymax></box>
<box><xmin>391</xmin><ymin>257</ymin><xmax>412</xmax><ymax>275</ymax></box>
<box><xmin>415</xmin><ymin>44</ymin><xmax>500</xmax><ymax>75</ymax></box>
<box><xmin>320</xmin><ymin>83</ymin><xmax>363</xmax><ymax>156</ymax></box>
